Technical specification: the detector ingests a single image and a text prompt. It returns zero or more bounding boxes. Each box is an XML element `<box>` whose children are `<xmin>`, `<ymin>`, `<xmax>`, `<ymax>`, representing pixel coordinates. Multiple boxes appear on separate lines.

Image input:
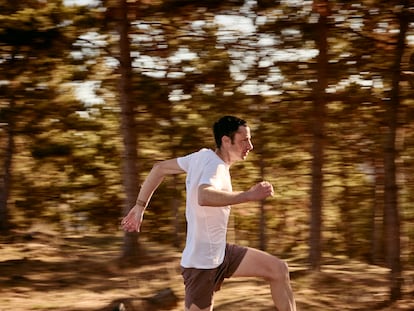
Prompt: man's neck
<box><xmin>215</xmin><ymin>149</ymin><xmax>232</xmax><ymax>166</ymax></box>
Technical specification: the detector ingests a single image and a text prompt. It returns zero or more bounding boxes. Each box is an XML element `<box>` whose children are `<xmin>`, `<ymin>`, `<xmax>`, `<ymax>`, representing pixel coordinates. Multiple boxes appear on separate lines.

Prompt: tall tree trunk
<box><xmin>117</xmin><ymin>0</ymin><xmax>140</xmax><ymax>260</ymax></box>
<box><xmin>254</xmin><ymin>116</ymin><xmax>267</xmax><ymax>251</ymax></box>
<box><xmin>338</xmin><ymin>162</ymin><xmax>352</xmax><ymax>257</ymax></box>
<box><xmin>171</xmin><ymin>145</ymin><xmax>181</xmax><ymax>248</ymax></box>
<box><xmin>0</xmin><ymin>98</ymin><xmax>14</xmax><ymax>233</ymax></box>
<box><xmin>383</xmin><ymin>0</ymin><xmax>408</xmax><ymax>301</ymax></box>
<box><xmin>259</xmin><ymin>154</ymin><xmax>266</xmax><ymax>251</ymax></box>
<box><xmin>372</xmin><ymin>156</ymin><xmax>384</xmax><ymax>265</ymax></box>
<box><xmin>309</xmin><ymin>0</ymin><xmax>328</xmax><ymax>270</ymax></box>
<box><xmin>0</xmin><ymin>51</ymin><xmax>18</xmax><ymax>233</ymax></box>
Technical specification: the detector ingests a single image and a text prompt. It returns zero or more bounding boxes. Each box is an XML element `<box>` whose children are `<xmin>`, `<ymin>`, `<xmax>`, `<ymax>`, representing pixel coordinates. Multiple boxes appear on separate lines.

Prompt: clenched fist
<box><xmin>246</xmin><ymin>181</ymin><xmax>274</xmax><ymax>201</ymax></box>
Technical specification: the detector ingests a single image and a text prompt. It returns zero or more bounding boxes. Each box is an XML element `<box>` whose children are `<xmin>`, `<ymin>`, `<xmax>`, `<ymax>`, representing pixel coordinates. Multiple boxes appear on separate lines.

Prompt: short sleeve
<box><xmin>177</xmin><ymin>148</ymin><xmax>209</xmax><ymax>172</ymax></box>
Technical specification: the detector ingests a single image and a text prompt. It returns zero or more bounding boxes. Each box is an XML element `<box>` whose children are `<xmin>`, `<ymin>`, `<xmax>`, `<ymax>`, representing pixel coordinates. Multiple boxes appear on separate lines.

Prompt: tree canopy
<box><xmin>0</xmin><ymin>0</ymin><xmax>413</xmax><ymax>302</ymax></box>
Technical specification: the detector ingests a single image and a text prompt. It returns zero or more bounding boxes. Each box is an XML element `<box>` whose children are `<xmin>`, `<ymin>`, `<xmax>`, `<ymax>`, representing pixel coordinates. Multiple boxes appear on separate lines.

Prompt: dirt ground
<box><xmin>0</xmin><ymin>228</ymin><xmax>413</xmax><ymax>311</ymax></box>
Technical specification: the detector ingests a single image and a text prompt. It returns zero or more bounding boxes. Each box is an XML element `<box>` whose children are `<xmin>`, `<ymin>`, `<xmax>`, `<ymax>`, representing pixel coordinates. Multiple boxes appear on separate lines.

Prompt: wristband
<box><xmin>136</xmin><ymin>200</ymin><xmax>147</xmax><ymax>208</ymax></box>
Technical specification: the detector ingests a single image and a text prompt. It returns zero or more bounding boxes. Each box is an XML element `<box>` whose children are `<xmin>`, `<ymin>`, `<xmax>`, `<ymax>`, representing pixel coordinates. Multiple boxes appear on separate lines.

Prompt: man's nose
<box><xmin>248</xmin><ymin>141</ymin><xmax>253</xmax><ymax>150</ymax></box>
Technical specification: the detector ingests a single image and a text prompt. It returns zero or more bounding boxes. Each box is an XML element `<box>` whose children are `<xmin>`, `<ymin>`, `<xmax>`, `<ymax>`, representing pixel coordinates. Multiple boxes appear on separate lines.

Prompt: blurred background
<box><xmin>0</xmin><ymin>0</ymin><xmax>413</xmax><ymax>309</ymax></box>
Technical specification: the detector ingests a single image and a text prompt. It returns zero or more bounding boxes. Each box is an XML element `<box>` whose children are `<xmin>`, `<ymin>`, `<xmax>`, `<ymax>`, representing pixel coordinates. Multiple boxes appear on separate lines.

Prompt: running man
<box><xmin>122</xmin><ymin>115</ymin><xmax>297</xmax><ymax>311</ymax></box>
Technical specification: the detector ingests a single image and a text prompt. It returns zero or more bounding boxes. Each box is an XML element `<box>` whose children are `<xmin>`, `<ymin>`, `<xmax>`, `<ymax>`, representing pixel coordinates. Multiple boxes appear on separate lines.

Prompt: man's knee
<box><xmin>266</xmin><ymin>256</ymin><xmax>290</xmax><ymax>282</ymax></box>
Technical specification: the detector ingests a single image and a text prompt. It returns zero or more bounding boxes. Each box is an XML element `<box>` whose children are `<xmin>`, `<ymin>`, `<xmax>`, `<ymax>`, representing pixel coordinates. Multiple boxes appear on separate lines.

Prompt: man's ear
<box><xmin>222</xmin><ymin>135</ymin><xmax>231</xmax><ymax>146</ymax></box>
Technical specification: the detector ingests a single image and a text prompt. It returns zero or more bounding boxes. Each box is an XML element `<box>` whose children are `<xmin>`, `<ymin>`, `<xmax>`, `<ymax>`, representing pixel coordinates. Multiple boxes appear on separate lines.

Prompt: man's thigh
<box><xmin>231</xmin><ymin>247</ymin><xmax>283</xmax><ymax>278</ymax></box>
<box><xmin>185</xmin><ymin>303</ymin><xmax>213</xmax><ymax>311</ymax></box>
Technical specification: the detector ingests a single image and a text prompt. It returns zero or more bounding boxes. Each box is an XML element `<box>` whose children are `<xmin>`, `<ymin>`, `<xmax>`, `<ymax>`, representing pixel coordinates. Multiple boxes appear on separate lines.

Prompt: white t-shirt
<box><xmin>177</xmin><ymin>148</ymin><xmax>232</xmax><ymax>269</ymax></box>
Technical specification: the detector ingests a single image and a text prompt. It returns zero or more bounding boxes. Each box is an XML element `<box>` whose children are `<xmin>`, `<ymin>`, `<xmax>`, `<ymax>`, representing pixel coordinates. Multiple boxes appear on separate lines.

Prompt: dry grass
<box><xmin>0</xmin><ymin>228</ymin><xmax>412</xmax><ymax>311</ymax></box>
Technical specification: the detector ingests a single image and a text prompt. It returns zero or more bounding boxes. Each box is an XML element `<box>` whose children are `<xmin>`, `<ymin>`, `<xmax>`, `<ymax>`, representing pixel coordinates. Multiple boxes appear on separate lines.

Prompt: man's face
<box><xmin>229</xmin><ymin>125</ymin><xmax>253</xmax><ymax>161</ymax></box>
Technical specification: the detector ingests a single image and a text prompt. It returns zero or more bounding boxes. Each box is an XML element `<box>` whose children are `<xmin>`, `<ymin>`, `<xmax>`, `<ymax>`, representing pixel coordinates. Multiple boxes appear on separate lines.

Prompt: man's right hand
<box><xmin>121</xmin><ymin>204</ymin><xmax>145</xmax><ymax>232</ymax></box>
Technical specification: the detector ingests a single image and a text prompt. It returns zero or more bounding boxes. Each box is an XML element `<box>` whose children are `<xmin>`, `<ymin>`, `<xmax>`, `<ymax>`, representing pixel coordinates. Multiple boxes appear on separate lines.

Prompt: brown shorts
<box><xmin>181</xmin><ymin>244</ymin><xmax>248</xmax><ymax>310</ymax></box>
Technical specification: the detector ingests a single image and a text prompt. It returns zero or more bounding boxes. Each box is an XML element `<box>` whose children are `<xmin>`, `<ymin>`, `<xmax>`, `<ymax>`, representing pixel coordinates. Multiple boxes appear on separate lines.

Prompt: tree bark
<box><xmin>372</xmin><ymin>156</ymin><xmax>385</xmax><ymax>265</ymax></box>
<box><xmin>259</xmin><ymin>154</ymin><xmax>267</xmax><ymax>252</ymax></box>
<box><xmin>0</xmin><ymin>51</ymin><xmax>18</xmax><ymax>233</ymax></box>
<box><xmin>383</xmin><ymin>0</ymin><xmax>408</xmax><ymax>301</ymax></box>
<box><xmin>0</xmin><ymin>98</ymin><xmax>13</xmax><ymax>233</ymax></box>
<box><xmin>117</xmin><ymin>0</ymin><xmax>140</xmax><ymax>259</ymax></box>
<box><xmin>309</xmin><ymin>0</ymin><xmax>328</xmax><ymax>270</ymax></box>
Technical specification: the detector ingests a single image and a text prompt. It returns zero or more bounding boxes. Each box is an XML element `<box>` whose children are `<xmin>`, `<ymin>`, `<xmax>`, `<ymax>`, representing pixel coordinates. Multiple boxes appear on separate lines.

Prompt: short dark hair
<box><xmin>213</xmin><ymin>116</ymin><xmax>247</xmax><ymax>149</ymax></box>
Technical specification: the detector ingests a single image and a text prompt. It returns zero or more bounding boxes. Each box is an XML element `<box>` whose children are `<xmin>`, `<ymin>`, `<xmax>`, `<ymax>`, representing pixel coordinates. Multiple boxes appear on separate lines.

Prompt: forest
<box><xmin>0</xmin><ymin>0</ymin><xmax>413</xmax><ymax>310</ymax></box>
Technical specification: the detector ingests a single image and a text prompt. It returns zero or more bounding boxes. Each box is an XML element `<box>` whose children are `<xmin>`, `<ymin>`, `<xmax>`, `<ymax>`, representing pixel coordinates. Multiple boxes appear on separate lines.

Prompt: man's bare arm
<box><xmin>121</xmin><ymin>158</ymin><xmax>184</xmax><ymax>232</ymax></box>
<box><xmin>198</xmin><ymin>181</ymin><xmax>274</xmax><ymax>207</ymax></box>
<box><xmin>136</xmin><ymin>158</ymin><xmax>184</xmax><ymax>206</ymax></box>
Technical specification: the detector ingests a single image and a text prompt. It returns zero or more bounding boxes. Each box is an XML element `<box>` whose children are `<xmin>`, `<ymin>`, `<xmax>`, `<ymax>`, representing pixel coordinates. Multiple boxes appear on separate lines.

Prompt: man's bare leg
<box><xmin>232</xmin><ymin>247</ymin><xmax>297</xmax><ymax>311</ymax></box>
